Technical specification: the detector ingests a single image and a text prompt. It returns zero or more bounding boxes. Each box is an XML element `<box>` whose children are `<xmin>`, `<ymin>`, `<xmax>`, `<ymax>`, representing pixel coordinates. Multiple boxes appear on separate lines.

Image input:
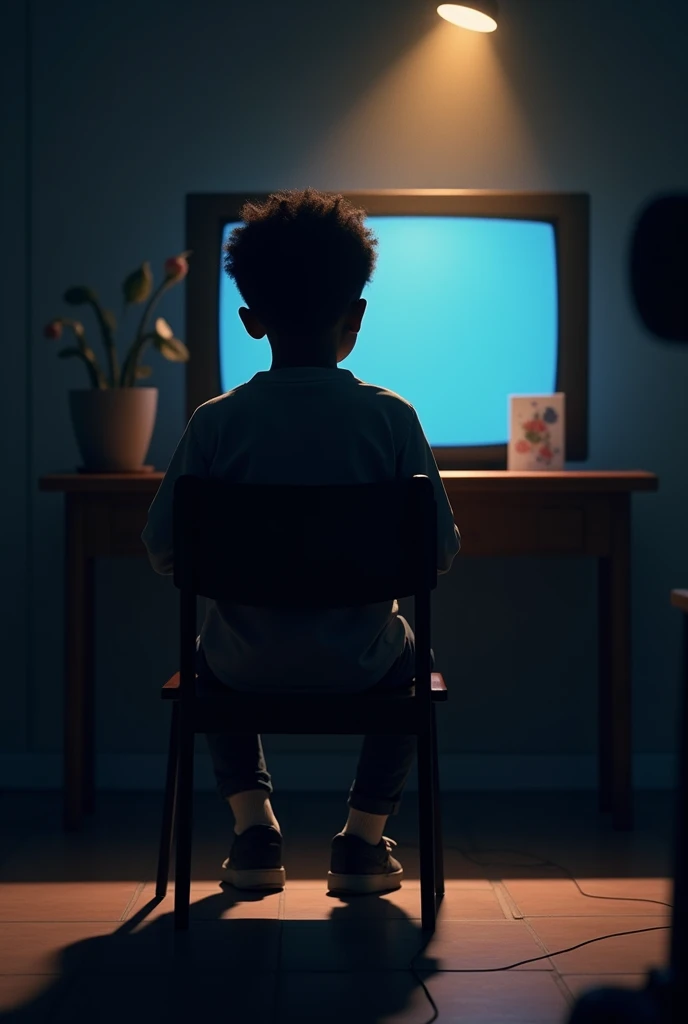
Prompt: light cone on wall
<box><xmin>437</xmin><ymin>1</ymin><xmax>498</xmax><ymax>32</ymax></box>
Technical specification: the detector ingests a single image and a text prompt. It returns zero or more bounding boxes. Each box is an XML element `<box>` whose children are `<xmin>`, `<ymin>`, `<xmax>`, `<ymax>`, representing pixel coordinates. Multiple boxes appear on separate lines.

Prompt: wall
<box><xmin>1</xmin><ymin>2</ymin><xmax>30</xmax><ymax>760</ymax></box>
<box><xmin>2</xmin><ymin>0</ymin><xmax>687</xmax><ymax>791</ymax></box>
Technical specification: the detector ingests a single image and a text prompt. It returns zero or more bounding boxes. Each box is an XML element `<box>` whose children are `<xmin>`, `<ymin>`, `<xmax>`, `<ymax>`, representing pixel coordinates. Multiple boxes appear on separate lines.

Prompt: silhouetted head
<box><xmin>223</xmin><ymin>188</ymin><xmax>378</xmax><ymax>368</ymax></box>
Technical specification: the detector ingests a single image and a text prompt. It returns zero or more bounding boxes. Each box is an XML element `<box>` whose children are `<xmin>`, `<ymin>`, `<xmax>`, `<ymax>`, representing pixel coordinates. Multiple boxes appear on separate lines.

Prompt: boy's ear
<box><xmin>338</xmin><ymin>298</ymin><xmax>367</xmax><ymax>363</ymax></box>
<box><xmin>345</xmin><ymin>297</ymin><xmax>367</xmax><ymax>334</ymax></box>
<box><xmin>238</xmin><ymin>307</ymin><xmax>267</xmax><ymax>339</ymax></box>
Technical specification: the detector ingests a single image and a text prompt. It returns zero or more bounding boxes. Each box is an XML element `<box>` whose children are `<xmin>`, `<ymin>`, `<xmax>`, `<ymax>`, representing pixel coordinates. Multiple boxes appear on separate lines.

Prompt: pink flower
<box><xmin>515</xmin><ymin>440</ymin><xmax>531</xmax><ymax>453</ymax></box>
<box><xmin>539</xmin><ymin>445</ymin><xmax>553</xmax><ymax>460</ymax></box>
<box><xmin>164</xmin><ymin>254</ymin><xmax>189</xmax><ymax>282</ymax></box>
<box><xmin>44</xmin><ymin>320</ymin><xmax>63</xmax><ymax>340</ymax></box>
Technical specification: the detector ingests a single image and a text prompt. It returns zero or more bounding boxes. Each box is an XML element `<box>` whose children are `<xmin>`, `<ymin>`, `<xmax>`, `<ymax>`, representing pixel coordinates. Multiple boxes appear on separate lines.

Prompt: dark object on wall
<box><xmin>630</xmin><ymin>195</ymin><xmax>688</xmax><ymax>342</ymax></box>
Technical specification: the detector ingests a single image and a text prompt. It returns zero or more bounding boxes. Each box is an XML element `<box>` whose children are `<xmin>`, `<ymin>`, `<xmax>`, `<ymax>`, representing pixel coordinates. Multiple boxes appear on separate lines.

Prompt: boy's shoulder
<box><xmin>190</xmin><ymin>382</ymin><xmax>250</xmax><ymax>419</ymax></box>
<box><xmin>192</xmin><ymin>373</ymin><xmax>418</xmax><ymax>421</ymax></box>
<box><xmin>350</xmin><ymin>375</ymin><xmax>411</xmax><ymax>403</ymax></box>
<box><xmin>347</xmin><ymin>374</ymin><xmax>418</xmax><ymax>420</ymax></box>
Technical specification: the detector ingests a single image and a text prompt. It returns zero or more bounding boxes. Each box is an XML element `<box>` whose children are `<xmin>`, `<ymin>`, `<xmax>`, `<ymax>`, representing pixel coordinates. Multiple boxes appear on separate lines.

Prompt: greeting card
<box><xmin>508</xmin><ymin>394</ymin><xmax>565</xmax><ymax>470</ymax></box>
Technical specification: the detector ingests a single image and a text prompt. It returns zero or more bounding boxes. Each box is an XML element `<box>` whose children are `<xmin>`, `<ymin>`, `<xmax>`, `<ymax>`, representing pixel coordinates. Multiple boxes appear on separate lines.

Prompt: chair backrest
<box><xmin>173</xmin><ymin>475</ymin><xmax>438</xmax><ymax>608</ymax></box>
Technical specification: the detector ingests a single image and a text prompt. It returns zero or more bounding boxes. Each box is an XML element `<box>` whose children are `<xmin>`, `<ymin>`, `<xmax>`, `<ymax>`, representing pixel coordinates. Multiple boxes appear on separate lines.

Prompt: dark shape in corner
<box><xmin>630</xmin><ymin>194</ymin><xmax>688</xmax><ymax>343</ymax></box>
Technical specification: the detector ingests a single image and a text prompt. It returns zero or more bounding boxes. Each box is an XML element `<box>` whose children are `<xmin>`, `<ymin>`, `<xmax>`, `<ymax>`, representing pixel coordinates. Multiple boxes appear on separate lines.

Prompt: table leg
<box><xmin>82</xmin><ymin>555</ymin><xmax>95</xmax><ymax>815</ymax></box>
<box><xmin>603</xmin><ymin>494</ymin><xmax>633</xmax><ymax>830</ymax></box>
<box><xmin>597</xmin><ymin>558</ymin><xmax>612</xmax><ymax>813</ymax></box>
<box><xmin>64</xmin><ymin>496</ymin><xmax>94</xmax><ymax>829</ymax></box>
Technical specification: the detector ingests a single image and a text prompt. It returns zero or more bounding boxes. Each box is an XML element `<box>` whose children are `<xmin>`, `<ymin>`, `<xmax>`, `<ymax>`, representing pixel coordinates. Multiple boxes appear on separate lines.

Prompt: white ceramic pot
<box><xmin>69</xmin><ymin>388</ymin><xmax>158</xmax><ymax>472</ymax></box>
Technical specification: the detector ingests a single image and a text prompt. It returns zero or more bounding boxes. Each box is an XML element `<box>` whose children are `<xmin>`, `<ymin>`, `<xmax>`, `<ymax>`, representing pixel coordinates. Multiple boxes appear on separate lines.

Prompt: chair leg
<box><xmin>155</xmin><ymin>702</ymin><xmax>180</xmax><ymax>899</ymax></box>
<box><xmin>174</xmin><ymin>709</ymin><xmax>195</xmax><ymax>930</ymax></box>
<box><xmin>417</xmin><ymin>727</ymin><xmax>437</xmax><ymax>932</ymax></box>
<box><xmin>431</xmin><ymin>707</ymin><xmax>445</xmax><ymax>899</ymax></box>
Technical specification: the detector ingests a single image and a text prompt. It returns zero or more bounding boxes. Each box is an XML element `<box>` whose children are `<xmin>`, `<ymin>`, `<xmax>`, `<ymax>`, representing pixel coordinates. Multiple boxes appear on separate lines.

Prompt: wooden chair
<box><xmin>155</xmin><ymin>474</ymin><xmax>449</xmax><ymax>931</ymax></box>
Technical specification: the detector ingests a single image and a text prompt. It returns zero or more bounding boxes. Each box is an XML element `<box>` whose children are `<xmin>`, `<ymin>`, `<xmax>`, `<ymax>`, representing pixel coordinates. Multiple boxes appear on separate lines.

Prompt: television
<box><xmin>185</xmin><ymin>190</ymin><xmax>589</xmax><ymax>468</ymax></box>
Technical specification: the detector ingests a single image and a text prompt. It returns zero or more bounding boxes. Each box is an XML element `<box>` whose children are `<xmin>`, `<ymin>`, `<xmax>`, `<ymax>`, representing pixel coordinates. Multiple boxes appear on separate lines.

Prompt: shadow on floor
<box><xmin>0</xmin><ymin>886</ymin><xmax>439</xmax><ymax>1024</ymax></box>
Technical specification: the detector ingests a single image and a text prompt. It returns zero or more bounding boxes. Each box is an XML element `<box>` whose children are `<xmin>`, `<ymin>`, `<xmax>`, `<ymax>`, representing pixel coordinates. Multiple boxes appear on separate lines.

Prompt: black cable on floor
<box><xmin>407</xmin><ymin>844</ymin><xmax>673</xmax><ymax>1024</ymax></box>
<box><xmin>456</xmin><ymin>845</ymin><xmax>673</xmax><ymax>910</ymax></box>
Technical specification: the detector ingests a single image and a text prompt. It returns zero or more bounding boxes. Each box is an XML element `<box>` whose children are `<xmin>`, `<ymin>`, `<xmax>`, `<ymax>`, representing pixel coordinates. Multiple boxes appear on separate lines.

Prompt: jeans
<box><xmin>199</xmin><ymin>621</ymin><xmax>421</xmax><ymax>817</ymax></box>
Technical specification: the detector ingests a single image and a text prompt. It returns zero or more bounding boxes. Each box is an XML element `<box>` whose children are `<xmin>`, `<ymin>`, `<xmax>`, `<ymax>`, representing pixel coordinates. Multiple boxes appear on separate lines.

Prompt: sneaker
<box><xmin>327</xmin><ymin>832</ymin><xmax>403</xmax><ymax>894</ymax></box>
<box><xmin>221</xmin><ymin>824</ymin><xmax>286</xmax><ymax>890</ymax></box>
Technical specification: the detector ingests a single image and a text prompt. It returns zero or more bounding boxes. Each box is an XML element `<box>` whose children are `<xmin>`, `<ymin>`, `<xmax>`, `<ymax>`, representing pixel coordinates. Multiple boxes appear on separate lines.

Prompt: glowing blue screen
<box><xmin>219</xmin><ymin>217</ymin><xmax>557</xmax><ymax>446</ymax></box>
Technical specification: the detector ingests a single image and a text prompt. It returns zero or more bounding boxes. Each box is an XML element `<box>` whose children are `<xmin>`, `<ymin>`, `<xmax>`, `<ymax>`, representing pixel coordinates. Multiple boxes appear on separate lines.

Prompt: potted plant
<box><xmin>44</xmin><ymin>252</ymin><xmax>190</xmax><ymax>472</ymax></box>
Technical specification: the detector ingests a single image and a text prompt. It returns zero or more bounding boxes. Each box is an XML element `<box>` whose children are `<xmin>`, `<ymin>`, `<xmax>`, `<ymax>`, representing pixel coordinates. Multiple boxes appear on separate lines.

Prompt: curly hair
<box><xmin>223</xmin><ymin>188</ymin><xmax>378</xmax><ymax>335</ymax></box>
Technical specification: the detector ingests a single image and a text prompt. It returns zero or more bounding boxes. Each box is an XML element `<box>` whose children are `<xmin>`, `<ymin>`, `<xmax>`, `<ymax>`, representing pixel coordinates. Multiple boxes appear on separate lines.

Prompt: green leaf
<box><xmin>63</xmin><ymin>286</ymin><xmax>98</xmax><ymax>305</ymax></box>
<box><xmin>135</xmin><ymin>365</ymin><xmax>153</xmax><ymax>379</ymax></box>
<box><xmin>154</xmin><ymin>316</ymin><xmax>174</xmax><ymax>340</ymax></box>
<box><xmin>122</xmin><ymin>262</ymin><xmax>153</xmax><ymax>305</ymax></box>
<box><xmin>103</xmin><ymin>309</ymin><xmax>117</xmax><ymax>333</ymax></box>
<box><xmin>153</xmin><ymin>331</ymin><xmax>190</xmax><ymax>363</ymax></box>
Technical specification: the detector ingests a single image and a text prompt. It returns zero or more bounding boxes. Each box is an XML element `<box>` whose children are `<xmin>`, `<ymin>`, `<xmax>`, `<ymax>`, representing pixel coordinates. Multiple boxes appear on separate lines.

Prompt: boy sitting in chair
<box><xmin>142</xmin><ymin>188</ymin><xmax>460</xmax><ymax>895</ymax></box>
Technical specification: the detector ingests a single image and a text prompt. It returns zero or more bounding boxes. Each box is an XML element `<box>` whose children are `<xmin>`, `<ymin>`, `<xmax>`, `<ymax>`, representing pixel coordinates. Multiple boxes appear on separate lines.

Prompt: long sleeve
<box><xmin>397</xmin><ymin>408</ymin><xmax>461</xmax><ymax>574</ymax></box>
<box><xmin>141</xmin><ymin>409</ymin><xmax>213</xmax><ymax>575</ymax></box>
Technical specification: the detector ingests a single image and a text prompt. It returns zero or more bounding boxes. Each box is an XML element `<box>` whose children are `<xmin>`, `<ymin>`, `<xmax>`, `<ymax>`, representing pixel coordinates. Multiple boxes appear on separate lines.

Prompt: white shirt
<box><xmin>142</xmin><ymin>367</ymin><xmax>460</xmax><ymax>691</ymax></box>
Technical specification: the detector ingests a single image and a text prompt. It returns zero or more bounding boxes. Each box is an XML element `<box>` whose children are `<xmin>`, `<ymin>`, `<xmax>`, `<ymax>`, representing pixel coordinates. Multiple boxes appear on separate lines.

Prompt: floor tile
<box><xmin>429</xmin><ymin>919</ymin><xmax>552</xmax><ymax>971</ymax></box>
<box><xmin>125</xmin><ymin>882</ymin><xmax>282</xmax><ymax>921</ymax></box>
<box><xmin>422</xmin><ymin>970</ymin><xmax>571</xmax><ymax>1023</ymax></box>
<box><xmin>0</xmin><ymin>882</ymin><xmax>140</xmax><ymax>922</ymax></box>
<box><xmin>528</xmin><ymin>916</ymin><xmax>669</xmax><ymax>974</ymax></box>
<box><xmin>0</xmin><ymin>918</ymin><xmax>276</xmax><ymax>978</ymax></box>
<box><xmin>142</xmin><ymin>919</ymin><xmax>282</xmax><ymax>973</ymax></box>
<box><xmin>0</xmin><ymin>975</ymin><xmax>63</xmax><ymax>1021</ymax></box>
<box><xmin>563</xmin><ymin>878</ymin><xmax>673</xmax><ymax>904</ymax></box>
<box><xmin>280</xmin><ymin>918</ymin><xmax>427</xmax><ymax>972</ymax></box>
<box><xmin>281</xmin><ymin>882</ymin><xmax>505</xmax><ymax>921</ymax></box>
<box><xmin>502</xmin><ymin>877</ymin><xmax>673</xmax><ymax>918</ymax></box>
<box><xmin>276</xmin><ymin>970</ymin><xmax>436</xmax><ymax>1024</ymax></box>
<box><xmin>562</xmin><ymin>974</ymin><xmax>648</xmax><ymax>999</ymax></box>
<box><xmin>52</xmin><ymin>970</ymin><xmax>277</xmax><ymax>1024</ymax></box>
<box><xmin>0</xmin><ymin>922</ymin><xmax>117</xmax><ymax>975</ymax></box>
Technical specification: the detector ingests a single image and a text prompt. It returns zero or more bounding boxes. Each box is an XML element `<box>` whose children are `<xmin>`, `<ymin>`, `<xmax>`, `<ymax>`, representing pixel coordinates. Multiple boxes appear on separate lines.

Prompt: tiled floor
<box><xmin>0</xmin><ymin>790</ymin><xmax>675</xmax><ymax>1023</ymax></box>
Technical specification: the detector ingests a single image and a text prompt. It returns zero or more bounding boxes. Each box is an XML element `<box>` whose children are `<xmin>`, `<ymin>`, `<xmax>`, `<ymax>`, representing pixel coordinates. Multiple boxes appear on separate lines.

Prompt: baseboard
<box><xmin>0</xmin><ymin>753</ymin><xmax>676</xmax><ymax>790</ymax></box>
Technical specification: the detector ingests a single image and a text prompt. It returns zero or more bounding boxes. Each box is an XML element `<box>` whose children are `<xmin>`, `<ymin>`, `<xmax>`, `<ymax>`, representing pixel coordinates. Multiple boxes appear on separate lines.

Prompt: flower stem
<box><xmin>120</xmin><ymin>278</ymin><xmax>172</xmax><ymax>387</ymax></box>
<box><xmin>87</xmin><ymin>297</ymin><xmax>119</xmax><ymax>387</ymax></box>
<box><xmin>63</xmin><ymin>319</ymin><xmax>108</xmax><ymax>389</ymax></box>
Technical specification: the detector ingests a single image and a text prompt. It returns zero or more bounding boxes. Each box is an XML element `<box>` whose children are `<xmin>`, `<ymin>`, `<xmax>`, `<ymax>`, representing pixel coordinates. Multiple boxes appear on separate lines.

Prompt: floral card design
<box><xmin>508</xmin><ymin>393</ymin><xmax>565</xmax><ymax>470</ymax></box>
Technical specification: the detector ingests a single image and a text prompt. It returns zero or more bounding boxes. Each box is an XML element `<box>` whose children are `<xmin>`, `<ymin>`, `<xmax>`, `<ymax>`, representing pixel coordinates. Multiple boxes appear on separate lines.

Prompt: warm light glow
<box><xmin>437</xmin><ymin>4</ymin><xmax>497</xmax><ymax>32</ymax></box>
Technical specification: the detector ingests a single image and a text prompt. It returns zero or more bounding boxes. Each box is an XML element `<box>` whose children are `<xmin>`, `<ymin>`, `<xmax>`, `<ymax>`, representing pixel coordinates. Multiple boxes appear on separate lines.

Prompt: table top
<box><xmin>39</xmin><ymin>470</ymin><xmax>659</xmax><ymax>495</ymax></box>
<box><xmin>672</xmin><ymin>590</ymin><xmax>688</xmax><ymax>615</ymax></box>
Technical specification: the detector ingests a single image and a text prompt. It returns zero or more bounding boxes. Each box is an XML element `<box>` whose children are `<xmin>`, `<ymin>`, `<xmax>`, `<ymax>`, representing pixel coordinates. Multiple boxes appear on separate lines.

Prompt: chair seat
<box><xmin>162</xmin><ymin>671</ymin><xmax>447</xmax><ymax>701</ymax></box>
<box><xmin>162</xmin><ymin>669</ymin><xmax>446</xmax><ymax>735</ymax></box>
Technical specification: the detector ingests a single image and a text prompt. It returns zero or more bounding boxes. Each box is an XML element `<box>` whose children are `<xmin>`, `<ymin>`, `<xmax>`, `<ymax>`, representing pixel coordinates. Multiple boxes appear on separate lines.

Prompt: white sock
<box><xmin>341</xmin><ymin>807</ymin><xmax>388</xmax><ymax>846</ymax></box>
<box><xmin>228</xmin><ymin>790</ymin><xmax>280</xmax><ymax>836</ymax></box>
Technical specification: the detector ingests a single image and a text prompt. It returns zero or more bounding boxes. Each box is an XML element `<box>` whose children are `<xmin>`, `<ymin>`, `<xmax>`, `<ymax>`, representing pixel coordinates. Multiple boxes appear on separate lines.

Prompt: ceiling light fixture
<box><xmin>437</xmin><ymin>1</ymin><xmax>499</xmax><ymax>33</ymax></box>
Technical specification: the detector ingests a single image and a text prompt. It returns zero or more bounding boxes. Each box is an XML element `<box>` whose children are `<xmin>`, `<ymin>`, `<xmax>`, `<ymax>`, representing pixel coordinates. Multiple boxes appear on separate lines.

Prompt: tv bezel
<box><xmin>186</xmin><ymin>189</ymin><xmax>589</xmax><ymax>467</ymax></box>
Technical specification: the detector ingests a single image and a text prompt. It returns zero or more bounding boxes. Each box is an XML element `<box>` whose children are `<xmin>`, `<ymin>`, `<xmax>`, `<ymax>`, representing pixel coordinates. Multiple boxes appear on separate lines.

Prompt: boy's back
<box><xmin>142</xmin><ymin>364</ymin><xmax>459</xmax><ymax>690</ymax></box>
<box><xmin>143</xmin><ymin>187</ymin><xmax>460</xmax><ymax>692</ymax></box>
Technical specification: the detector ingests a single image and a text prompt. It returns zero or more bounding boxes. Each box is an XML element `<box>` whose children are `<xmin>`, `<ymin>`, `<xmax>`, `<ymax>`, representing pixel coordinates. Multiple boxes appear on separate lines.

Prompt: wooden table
<box><xmin>40</xmin><ymin>470</ymin><xmax>658</xmax><ymax>831</ymax></box>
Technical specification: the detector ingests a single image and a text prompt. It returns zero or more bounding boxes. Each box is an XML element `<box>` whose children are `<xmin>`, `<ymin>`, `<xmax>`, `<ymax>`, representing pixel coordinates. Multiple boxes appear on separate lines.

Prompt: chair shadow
<box><xmin>0</xmin><ymin>885</ymin><xmax>439</xmax><ymax>1024</ymax></box>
